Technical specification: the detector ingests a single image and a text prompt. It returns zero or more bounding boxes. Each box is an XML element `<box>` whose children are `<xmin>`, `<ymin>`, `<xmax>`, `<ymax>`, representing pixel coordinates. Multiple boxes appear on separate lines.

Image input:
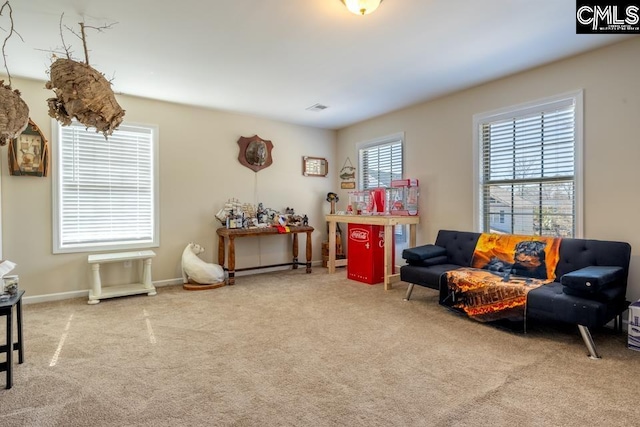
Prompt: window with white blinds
<box><xmin>358</xmin><ymin>135</ymin><xmax>403</xmax><ymax>190</ymax></box>
<box><xmin>473</xmin><ymin>91</ymin><xmax>583</xmax><ymax>238</ymax></box>
<box><xmin>53</xmin><ymin>121</ymin><xmax>159</xmax><ymax>253</ymax></box>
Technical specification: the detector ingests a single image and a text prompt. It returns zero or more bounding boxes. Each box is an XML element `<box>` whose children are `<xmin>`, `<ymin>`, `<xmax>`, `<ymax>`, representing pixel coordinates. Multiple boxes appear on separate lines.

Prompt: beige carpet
<box><xmin>0</xmin><ymin>269</ymin><xmax>638</xmax><ymax>426</ymax></box>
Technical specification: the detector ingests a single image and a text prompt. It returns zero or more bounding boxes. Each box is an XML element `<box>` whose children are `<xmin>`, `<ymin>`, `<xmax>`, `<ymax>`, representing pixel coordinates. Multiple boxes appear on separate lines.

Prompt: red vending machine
<box><xmin>347</xmin><ymin>224</ymin><xmax>394</xmax><ymax>285</ymax></box>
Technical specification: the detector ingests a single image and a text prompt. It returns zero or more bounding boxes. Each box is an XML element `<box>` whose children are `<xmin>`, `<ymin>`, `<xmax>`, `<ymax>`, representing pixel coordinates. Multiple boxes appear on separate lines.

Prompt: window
<box><xmin>53</xmin><ymin>121</ymin><xmax>159</xmax><ymax>253</ymax></box>
<box><xmin>358</xmin><ymin>133</ymin><xmax>403</xmax><ymax>190</ymax></box>
<box><xmin>358</xmin><ymin>133</ymin><xmax>405</xmax><ymax>241</ymax></box>
<box><xmin>473</xmin><ymin>91</ymin><xmax>583</xmax><ymax>238</ymax></box>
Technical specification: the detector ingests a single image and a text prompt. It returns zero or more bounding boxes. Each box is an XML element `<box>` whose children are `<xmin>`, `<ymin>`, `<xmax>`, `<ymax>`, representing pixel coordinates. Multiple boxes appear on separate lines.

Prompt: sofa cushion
<box><xmin>406</xmin><ymin>255</ymin><xmax>448</xmax><ymax>267</ymax></box>
<box><xmin>400</xmin><ymin>264</ymin><xmax>462</xmax><ymax>290</ymax></box>
<box><xmin>402</xmin><ymin>244</ymin><xmax>447</xmax><ymax>262</ymax></box>
<box><xmin>561</xmin><ymin>285</ymin><xmax>625</xmax><ymax>302</ymax></box>
<box><xmin>561</xmin><ymin>266</ymin><xmax>624</xmax><ymax>293</ymax></box>
<box><xmin>527</xmin><ymin>282</ymin><xmax>627</xmax><ymax>328</ymax></box>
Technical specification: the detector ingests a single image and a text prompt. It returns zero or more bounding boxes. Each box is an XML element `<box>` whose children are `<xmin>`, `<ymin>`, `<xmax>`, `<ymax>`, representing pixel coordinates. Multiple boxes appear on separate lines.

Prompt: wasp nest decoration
<box><xmin>46</xmin><ymin>58</ymin><xmax>125</xmax><ymax>136</ymax></box>
<box><xmin>0</xmin><ymin>80</ymin><xmax>29</xmax><ymax>146</ymax></box>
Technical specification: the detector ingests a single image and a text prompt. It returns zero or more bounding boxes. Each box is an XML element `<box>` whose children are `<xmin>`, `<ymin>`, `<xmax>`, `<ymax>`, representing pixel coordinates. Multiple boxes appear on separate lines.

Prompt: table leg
<box><xmin>292</xmin><ymin>233</ymin><xmax>299</xmax><ymax>269</ymax></box>
<box><xmin>88</xmin><ymin>263</ymin><xmax>101</xmax><ymax>304</ymax></box>
<box><xmin>142</xmin><ymin>258</ymin><xmax>157</xmax><ymax>295</ymax></box>
<box><xmin>384</xmin><ymin>225</ymin><xmax>393</xmax><ymax>290</ymax></box>
<box><xmin>218</xmin><ymin>236</ymin><xmax>225</xmax><ymax>266</ymax></box>
<box><xmin>306</xmin><ymin>231</ymin><xmax>312</xmax><ymax>273</ymax></box>
<box><xmin>328</xmin><ymin>220</ymin><xmax>336</xmax><ymax>273</ymax></box>
<box><xmin>409</xmin><ymin>224</ymin><xmax>417</xmax><ymax>248</ymax></box>
<box><xmin>228</xmin><ymin>236</ymin><xmax>236</xmax><ymax>285</ymax></box>
<box><xmin>5</xmin><ymin>306</ymin><xmax>12</xmax><ymax>389</ymax></box>
<box><xmin>16</xmin><ymin>299</ymin><xmax>23</xmax><ymax>364</ymax></box>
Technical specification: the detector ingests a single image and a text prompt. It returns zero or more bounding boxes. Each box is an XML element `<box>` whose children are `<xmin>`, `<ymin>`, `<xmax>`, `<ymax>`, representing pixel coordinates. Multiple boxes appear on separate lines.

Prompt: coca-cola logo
<box><xmin>350</xmin><ymin>228</ymin><xmax>369</xmax><ymax>242</ymax></box>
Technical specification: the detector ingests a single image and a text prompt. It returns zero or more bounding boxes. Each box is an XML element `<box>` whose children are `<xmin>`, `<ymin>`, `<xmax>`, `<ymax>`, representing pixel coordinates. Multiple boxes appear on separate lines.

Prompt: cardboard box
<box><xmin>628</xmin><ymin>300</ymin><xmax>640</xmax><ymax>351</ymax></box>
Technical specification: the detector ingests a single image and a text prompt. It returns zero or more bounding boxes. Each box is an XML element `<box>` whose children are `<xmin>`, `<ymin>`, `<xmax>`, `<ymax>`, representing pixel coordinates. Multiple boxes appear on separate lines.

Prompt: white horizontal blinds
<box><xmin>481</xmin><ymin>100</ymin><xmax>576</xmax><ymax>237</ymax></box>
<box><xmin>59</xmin><ymin>122</ymin><xmax>154</xmax><ymax>247</ymax></box>
<box><xmin>359</xmin><ymin>140</ymin><xmax>402</xmax><ymax>190</ymax></box>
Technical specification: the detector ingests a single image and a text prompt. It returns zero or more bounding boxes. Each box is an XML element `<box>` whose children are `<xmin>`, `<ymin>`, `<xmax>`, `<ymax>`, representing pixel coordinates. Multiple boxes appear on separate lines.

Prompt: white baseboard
<box><xmin>24</xmin><ymin>290</ymin><xmax>89</xmax><ymax>305</ymax></box>
<box><xmin>153</xmin><ymin>278</ymin><xmax>184</xmax><ymax>287</ymax></box>
<box><xmin>22</xmin><ymin>265</ymin><xmax>323</xmax><ymax>305</ymax></box>
<box><xmin>23</xmin><ymin>277</ymin><xmax>184</xmax><ymax>305</ymax></box>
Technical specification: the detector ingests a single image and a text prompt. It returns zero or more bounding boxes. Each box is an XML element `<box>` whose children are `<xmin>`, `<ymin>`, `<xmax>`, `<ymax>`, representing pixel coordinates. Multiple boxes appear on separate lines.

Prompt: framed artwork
<box><xmin>237</xmin><ymin>135</ymin><xmax>273</xmax><ymax>172</ymax></box>
<box><xmin>340</xmin><ymin>157</ymin><xmax>356</xmax><ymax>189</ymax></box>
<box><xmin>302</xmin><ymin>156</ymin><xmax>328</xmax><ymax>177</ymax></box>
<box><xmin>8</xmin><ymin>119</ymin><xmax>49</xmax><ymax>177</ymax></box>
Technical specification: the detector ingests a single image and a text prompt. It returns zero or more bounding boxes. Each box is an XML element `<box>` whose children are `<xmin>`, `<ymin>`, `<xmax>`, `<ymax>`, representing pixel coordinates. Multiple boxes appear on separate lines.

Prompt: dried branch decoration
<box><xmin>45</xmin><ymin>18</ymin><xmax>124</xmax><ymax>137</ymax></box>
<box><xmin>0</xmin><ymin>0</ymin><xmax>29</xmax><ymax>146</ymax></box>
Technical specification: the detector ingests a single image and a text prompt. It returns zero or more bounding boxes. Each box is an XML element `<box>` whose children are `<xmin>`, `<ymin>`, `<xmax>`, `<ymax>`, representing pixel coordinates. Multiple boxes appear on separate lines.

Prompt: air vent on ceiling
<box><xmin>306</xmin><ymin>103</ymin><xmax>329</xmax><ymax>112</ymax></box>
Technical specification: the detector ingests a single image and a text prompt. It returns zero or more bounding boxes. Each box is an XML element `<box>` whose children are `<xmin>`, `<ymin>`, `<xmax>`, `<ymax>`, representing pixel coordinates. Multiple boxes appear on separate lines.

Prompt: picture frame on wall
<box><xmin>341</xmin><ymin>181</ymin><xmax>356</xmax><ymax>189</ymax></box>
<box><xmin>302</xmin><ymin>156</ymin><xmax>328</xmax><ymax>177</ymax></box>
<box><xmin>8</xmin><ymin>119</ymin><xmax>49</xmax><ymax>177</ymax></box>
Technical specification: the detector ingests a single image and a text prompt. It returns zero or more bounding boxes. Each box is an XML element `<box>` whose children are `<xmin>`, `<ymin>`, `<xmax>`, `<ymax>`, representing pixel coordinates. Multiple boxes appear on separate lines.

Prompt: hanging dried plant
<box><xmin>0</xmin><ymin>1</ymin><xmax>29</xmax><ymax>146</ymax></box>
<box><xmin>46</xmin><ymin>57</ymin><xmax>125</xmax><ymax>136</ymax></box>
<box><xmin>0</xmin><ymin>79</ymin><xmax>28</xmax><ymax>145</ymax></box>
<box><xmin>45</xmin><ymin>19</ymin><xmax>125</xmax><ymax>136</ymax></box>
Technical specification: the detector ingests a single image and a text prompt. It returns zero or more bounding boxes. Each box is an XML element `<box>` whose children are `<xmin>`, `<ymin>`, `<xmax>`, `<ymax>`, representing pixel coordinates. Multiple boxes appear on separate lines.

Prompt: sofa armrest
<box><xmin>561</xmin><ymin>266</ymin><xmax>624</xmax><ymax>293</ymax></box>
<box><xmin>402</xmin><ymin>244</ymin><xmax>447</xmax><ymax>262</ymax></box>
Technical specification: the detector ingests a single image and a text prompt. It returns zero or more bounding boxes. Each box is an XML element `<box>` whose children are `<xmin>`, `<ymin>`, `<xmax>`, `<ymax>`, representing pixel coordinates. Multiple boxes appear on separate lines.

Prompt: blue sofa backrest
<box><xmin>434</xmin><ymin>230</ymin><xmax>480</xmax><ymax>266</ymax></box>
<box><xmin>433</xmin><ymin>229</ymin><xmax>631</xmax><ymax>284</ymax></box>
<box><xmin>556</xmin><ymin>238</ymin><xmax>631</xmax><ymax>282</ymax></box>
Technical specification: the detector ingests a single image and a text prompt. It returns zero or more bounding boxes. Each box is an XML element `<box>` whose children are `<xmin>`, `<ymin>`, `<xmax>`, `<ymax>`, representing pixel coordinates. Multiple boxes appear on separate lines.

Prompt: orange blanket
<box><xmin>444</xmin><ymin>234</ymin><xmax>561</xmax><ymax>322</ymax></box>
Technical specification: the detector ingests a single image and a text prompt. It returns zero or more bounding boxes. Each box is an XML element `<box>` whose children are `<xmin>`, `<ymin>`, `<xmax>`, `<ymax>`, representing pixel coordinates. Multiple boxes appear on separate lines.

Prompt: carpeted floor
<box><xmin>1</xmin><ymin>269</ymin><xmax>638</xmax><ymax>426</ymax></box>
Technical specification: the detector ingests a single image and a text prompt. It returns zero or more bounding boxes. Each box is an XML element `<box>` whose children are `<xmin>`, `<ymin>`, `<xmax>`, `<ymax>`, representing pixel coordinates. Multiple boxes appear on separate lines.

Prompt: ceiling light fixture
<box><xmin>341</xmin><ymin>0</ymin><xmax>383</xmax><ymax>16</ymax></box>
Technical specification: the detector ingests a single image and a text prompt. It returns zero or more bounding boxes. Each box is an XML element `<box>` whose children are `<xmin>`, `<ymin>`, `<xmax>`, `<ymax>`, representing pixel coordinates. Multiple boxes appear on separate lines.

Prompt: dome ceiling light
<box><xmin>341</xmin><ymin>0</ymin><xmax>384</xmax><ymax>16</ymax></box>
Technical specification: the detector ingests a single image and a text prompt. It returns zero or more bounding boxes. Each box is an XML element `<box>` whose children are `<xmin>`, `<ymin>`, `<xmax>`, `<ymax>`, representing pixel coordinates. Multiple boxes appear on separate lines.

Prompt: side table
<box><xmin>0</xmin><ymin>289</ymin><xmax>25</xmax><ymax>389</ymax></box>
<box><xmin>87</xmin><ymin>250</ymin><xmax>157</xmax><ymax>304</ymax></box>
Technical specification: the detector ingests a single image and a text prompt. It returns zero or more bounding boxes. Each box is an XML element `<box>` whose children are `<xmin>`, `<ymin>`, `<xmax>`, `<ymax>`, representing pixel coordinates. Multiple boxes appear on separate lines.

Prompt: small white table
<box><xmin>87</xmin><ymin>250</ymin><xmax>157</xmax><ymax>304</ymax></box>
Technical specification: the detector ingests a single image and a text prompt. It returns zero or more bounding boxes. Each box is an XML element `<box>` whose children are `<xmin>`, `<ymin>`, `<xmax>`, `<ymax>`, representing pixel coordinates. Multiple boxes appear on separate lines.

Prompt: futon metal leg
<box><xmin>403</xmin><ymin>283</ymin><xmax>415</xmax><ymax>301</ymax></box>
<box><xmin>577</xmin><ymin>325</ymin><xmax>601</xmax><ymax>359</ymax></box>
<box><xmin>615</xmin><ymin>314</ymin><xmax>622</xmax><ymax>332</ymax></box>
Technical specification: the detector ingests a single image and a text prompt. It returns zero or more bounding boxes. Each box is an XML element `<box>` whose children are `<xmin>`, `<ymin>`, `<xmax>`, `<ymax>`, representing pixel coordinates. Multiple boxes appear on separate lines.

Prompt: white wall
<box><xmin>337</xmin><ymin>37</ymin><xmax>640</xmax><ymax>301</ymax></box>
<box><xmin>1</xmin><ymin>77</ymin><xmax>336</xmax><ymax>300</ymax></box>
<box><xmin>5</xmin><ymin>38</ymin><xmax>640</xmax><ymax>302</ymax></box>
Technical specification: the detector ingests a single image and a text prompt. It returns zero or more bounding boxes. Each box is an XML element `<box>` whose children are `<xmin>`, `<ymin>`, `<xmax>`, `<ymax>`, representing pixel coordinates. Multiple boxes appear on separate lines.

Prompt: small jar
<box><xmin>3</xmin><ymin>275</ymin><xmax>18</xmax><ymax>296</ymax></box>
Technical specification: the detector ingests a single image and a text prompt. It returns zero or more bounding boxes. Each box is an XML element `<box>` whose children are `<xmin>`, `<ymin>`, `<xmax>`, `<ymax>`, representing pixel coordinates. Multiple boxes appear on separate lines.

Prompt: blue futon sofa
<box><xmin>400</xmin><ymin>230</ymin><xmax>632</xmax><ymax>359</ymax></box>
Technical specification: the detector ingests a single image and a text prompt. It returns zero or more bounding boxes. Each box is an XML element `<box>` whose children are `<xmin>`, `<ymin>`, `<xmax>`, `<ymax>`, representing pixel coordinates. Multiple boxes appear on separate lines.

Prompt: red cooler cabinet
<box><xmin>347</xmin><ymin>224</ymin><xmax>394</xmax><ymax>285</ymax></box>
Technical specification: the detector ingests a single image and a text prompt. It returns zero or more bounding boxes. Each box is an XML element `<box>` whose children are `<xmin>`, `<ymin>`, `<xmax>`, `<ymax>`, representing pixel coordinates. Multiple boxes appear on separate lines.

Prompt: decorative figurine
<box><xmin>181</xmin><ymin>243</ymin><xmax>224</xmax><ymax>284</ymax></box>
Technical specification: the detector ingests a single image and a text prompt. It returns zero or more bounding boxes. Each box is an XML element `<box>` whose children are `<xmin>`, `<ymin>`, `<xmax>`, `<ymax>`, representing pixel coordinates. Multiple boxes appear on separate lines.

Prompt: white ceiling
<box><xmin>4</xmin><ymin>0</ymin><xmax>632</xmax><ymax>130</ymax></box>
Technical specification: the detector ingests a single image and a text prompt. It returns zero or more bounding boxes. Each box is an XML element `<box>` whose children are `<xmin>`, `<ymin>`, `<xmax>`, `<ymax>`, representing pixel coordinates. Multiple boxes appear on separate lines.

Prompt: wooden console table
<box><xmin>217</xmin><ymin>225</ymin><xmax>314</xmax><ymax>285</ymax></box>
<box><xmin>325</xmin><ymin>214</ymin><xmax>419</xmax><ymax>290</ymax></box>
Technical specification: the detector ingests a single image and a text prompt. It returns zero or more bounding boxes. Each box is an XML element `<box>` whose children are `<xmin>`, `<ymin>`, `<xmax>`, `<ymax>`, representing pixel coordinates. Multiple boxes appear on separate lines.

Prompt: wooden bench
<box><xmin>87</xmin><ymin>250</ymin><xmax>157</xmax><ymax>304</ymax></box>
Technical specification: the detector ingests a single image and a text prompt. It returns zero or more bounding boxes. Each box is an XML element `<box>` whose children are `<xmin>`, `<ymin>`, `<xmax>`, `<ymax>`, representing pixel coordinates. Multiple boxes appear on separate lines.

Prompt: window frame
<box><xmin>472</xmin><ymin>90</ymin><xmax>584</xmax><ymax>238</ymax></box>
<box><xmin>52</xmin><ymin>120</ymin><xmax>160</xmax><ymax>254</ymax></box>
